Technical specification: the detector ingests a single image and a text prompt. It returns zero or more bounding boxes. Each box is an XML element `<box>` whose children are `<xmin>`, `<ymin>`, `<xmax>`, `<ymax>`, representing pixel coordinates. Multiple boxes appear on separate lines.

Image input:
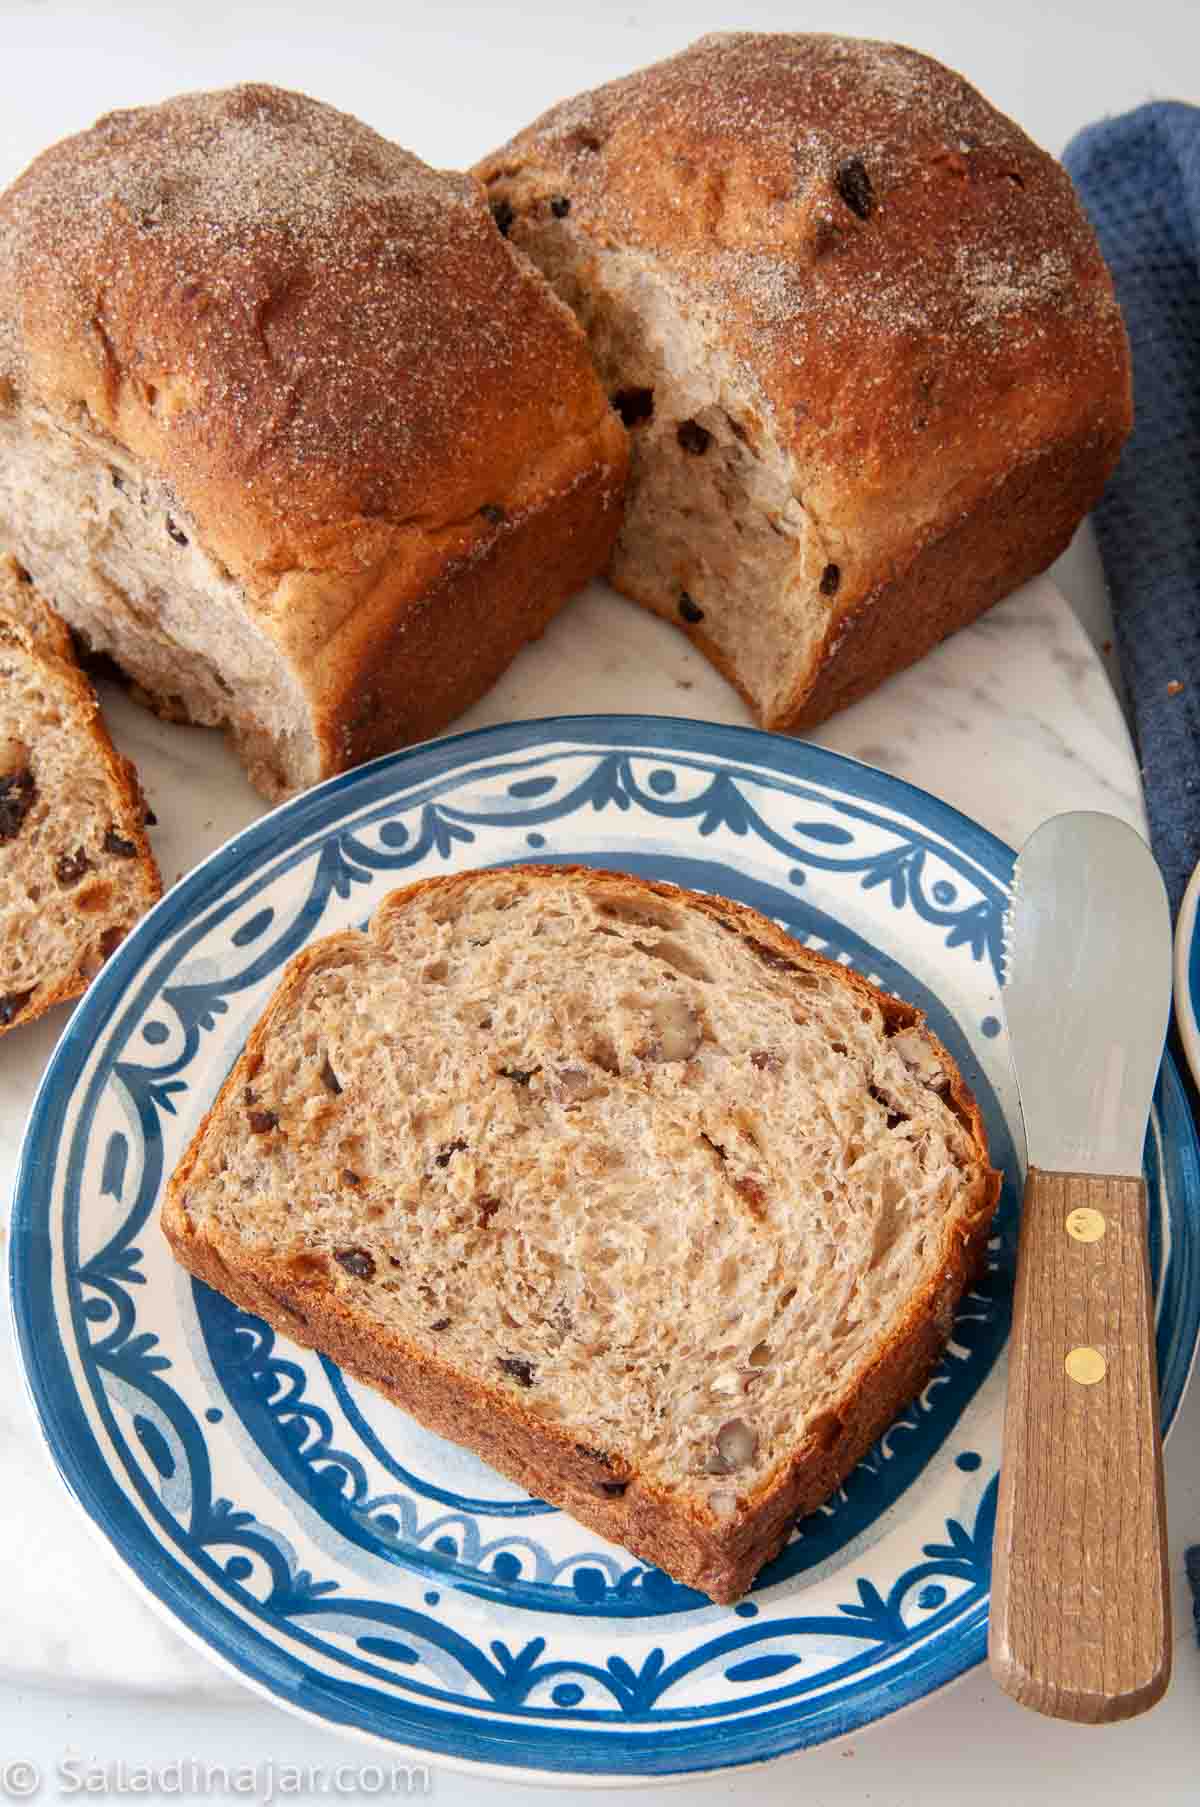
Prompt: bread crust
<box><xmin>0</xmin><ymin>85</ymin><xmax>628</xmax><ymax>794</ymax></box>
<box><xmin>313</xmin><ymin>455</ymin><xmax>624</xmax><ymax>773</ymax></box>
<box><xmin>163</xmin><ymin>865</ymin><xmax>1000</xmax><ymax>1603</ymax></box>
<box><xmin>615</xmin><ymin>428</ymin><xmax>1120</xmax><ymax>732</ymax></box>
<box><xmin>474</xmin><ymin>33</ymin><xmax>1132</xmax><ymax>729</ymax></box>
<box><xmin>0</xmin><ymin>556</ymin><xmax>160</xmax><ymax>1032</ymax></box>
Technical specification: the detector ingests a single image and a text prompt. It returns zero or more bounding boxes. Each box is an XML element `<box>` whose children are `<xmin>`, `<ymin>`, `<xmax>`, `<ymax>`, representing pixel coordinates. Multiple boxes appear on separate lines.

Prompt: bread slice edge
<box><xmin>0</xmin><ymin>559</ymin><xmax>162</xmax><ymax>1033</ymax></box>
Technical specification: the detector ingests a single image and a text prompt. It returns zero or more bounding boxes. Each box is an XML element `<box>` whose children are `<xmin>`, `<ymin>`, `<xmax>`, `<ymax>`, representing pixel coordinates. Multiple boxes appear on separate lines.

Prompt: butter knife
<box><xmin>989</xmin><ymin>810</ymin><xmax>1172</xmax><ymax>1722</ymax></box>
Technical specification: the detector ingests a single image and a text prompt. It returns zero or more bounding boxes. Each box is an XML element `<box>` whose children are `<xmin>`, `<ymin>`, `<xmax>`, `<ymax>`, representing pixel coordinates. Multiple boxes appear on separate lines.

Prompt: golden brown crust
<box><xmin>164</xmin><ymin>864</ymin><xmax>1000</xmax><ymax>1602</ymax></box>
<box><xmin>780</xmin><ymin>428</ymin><xmax>1116</xmax><ymax>730</ymax></box>
<box><xmin>0</xmin><ymin>553</ymin><xmax>74</xmax><ymax>660</ymax></box>
<box><xmin>309</xmin><ymin>455</ymin><xmax>625</xmax><ymax>774</ymax></box>
<box><xmin>0</xmin><ymin>85</ymin><xmax>628</xmax><ymax>792</ymax></box>
<box><xmin>475</xmin><ymin>32</ymin><xmax>1132</xmax><ymax>725</ymax></box>
<box><xmin>0</xmin><ymin>559</ymin><xmax>161</xmax><ymax>1033</ymax></box>
<box><xmin>613</xmin><ymin>427</ymin><xmax>1120</xmax><ymax>733</ymax></box>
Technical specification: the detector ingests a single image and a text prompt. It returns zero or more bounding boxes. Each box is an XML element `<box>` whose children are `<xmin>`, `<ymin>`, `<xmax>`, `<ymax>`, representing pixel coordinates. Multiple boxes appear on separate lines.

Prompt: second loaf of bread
<box><xmin>476</xmin><ymin>33</ymin><xmax>1132</xmax><ymax>731</ymax></box>
<box><xmin>0</xmin><ymin>85</ymin><xmax>628</xmax><ymax>799</ymax></box>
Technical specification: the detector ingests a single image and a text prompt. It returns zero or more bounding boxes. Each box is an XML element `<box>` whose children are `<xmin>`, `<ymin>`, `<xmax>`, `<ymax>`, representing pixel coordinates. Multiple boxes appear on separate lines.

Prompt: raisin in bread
<box><xmin>475</xmin><ymin>33</ymin><xmax>1131</xmax><ymax>732</ymax></box>
<box><xmin>164</xmin><ymin>865</ymin><xmax>999</xmax><ymax>1601</ymax></box>
<box><xmin>0</xmin><ymin>85</ymin><xmax>627</xmax><ymax>800</ymax></box>
<box><xmin>0</xmin><ymin>556</ymin><xmax>161</xmax><ymax>1032</ymax></box>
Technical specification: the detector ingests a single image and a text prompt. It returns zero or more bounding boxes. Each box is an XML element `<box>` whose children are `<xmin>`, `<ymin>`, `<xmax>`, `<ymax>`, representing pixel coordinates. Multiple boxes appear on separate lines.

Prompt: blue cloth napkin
<box><xmin>1064</xmin><ymin>101</ymin><xmax>1200</xmax><ymax>1640</ymax></box>
<box><xmin>1064</xmin><ymin>102</ymin><xmax>1200</xmax><ymax>919</ymax></box>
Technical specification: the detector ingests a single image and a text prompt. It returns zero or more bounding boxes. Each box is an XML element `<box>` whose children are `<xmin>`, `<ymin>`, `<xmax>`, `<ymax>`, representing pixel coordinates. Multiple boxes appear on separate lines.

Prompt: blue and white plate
<box><xmin>1174</xmin><ymin>860</ymin><xmax>1200</xmax><ymax>1098</ymax></box>
<box><xmin>11</xmin><ymin>718</ymin><xmax>1200</xmax><ymax>1783</ymax></box>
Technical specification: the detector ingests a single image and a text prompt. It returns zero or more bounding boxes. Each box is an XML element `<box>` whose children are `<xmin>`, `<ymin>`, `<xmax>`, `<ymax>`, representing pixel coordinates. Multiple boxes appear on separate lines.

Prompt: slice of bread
<box><xmin>0</xmin><ymin>555</ymin><xmax>161</xmax><ymax>1032</ymax></box>
<box><xmin>164</xmin><ymin>865</ymin><xmax>1000</xmax><ymax>1601</ymax></box>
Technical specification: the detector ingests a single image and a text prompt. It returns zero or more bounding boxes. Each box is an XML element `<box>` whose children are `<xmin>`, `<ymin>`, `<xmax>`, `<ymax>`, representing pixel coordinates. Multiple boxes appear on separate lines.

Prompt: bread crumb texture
<box><xmin>0</xmin><ymin>555</ymin><xmax>160</xmax><ymax>1031</ymax></box>
<box><xmin>167</xmin><ymin>866</ymin><xmax>999</xmax><ymax>1530</ymax></box>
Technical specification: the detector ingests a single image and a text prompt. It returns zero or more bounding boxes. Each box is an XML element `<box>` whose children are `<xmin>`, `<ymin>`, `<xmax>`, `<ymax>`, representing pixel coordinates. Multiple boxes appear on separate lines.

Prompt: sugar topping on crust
<box><xmin>479</xmin><ymin>32</ymin><xmax>1124</xmax><ymax>397</ymax></box>
<box><xmin>0</xmin><ymin>84</ymin><xmax>607</xmax><ymax>576</ymax></box>
<box><xmin>0</xmin><ymin>83</ymin><xmax>512</xmax><ymax>471</ymax></box>
<box><xmin>0</xmin><ymin>86</ymin><xmax>476</xmax><ymax>447</ymax></box>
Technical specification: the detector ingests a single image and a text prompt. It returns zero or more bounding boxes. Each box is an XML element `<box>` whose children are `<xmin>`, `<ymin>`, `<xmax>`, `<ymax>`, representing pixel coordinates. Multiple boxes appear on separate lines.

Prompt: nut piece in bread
<box><xmin>475</xmin><ymin>32</ymin><xmax>1132</xmax><ymax>730</ymax></box>
<box><xmin>0</xmin><ymin>85</ymin><xmax>629</xmax><ymax>800</ymax></box>
<box><xmin>163</xmin><ymin>864</ymin><xmax>1001</xmax><ymax>1602</ymax></box>
<box><xmin>0</xmin><ymin>555</ymin><xmax>161</xmax><ymax>1032</ymax></box>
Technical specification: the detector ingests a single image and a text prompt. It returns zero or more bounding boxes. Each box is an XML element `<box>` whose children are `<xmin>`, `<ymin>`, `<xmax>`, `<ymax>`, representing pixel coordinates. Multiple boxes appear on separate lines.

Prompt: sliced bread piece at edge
<box><xmin>0</xmin><ymin>555</ymin><xmax>161</xmax><ymax>1032</ymax></box>
<box><xmin>163</xmin><ymin>864</ymin><xmax>1001</xmax><ymax>1602</ymax></box>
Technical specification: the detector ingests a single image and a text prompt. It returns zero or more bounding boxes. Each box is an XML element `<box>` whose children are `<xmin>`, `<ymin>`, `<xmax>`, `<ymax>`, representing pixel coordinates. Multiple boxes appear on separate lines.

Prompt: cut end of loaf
<box><xmin>164</xmin><ymin>864</ymin><xmax>999</xmax><ymax>1598</ymax></box>
<box><xmin>477</xmin><ymin>220</ymin><xmax>831</xmax><ymax>724</ymax></box>
<box><xmin>0</xmin><ymin>417</ymin><xmax>318</xmax><ymax>799</ymax></box>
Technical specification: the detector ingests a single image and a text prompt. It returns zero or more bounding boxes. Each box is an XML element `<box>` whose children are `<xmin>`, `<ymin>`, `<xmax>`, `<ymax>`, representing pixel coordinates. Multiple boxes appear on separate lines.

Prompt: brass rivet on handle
<box><xmin>1065</xmin><ymin>1346</ymin><xmax>1107</xmax><ymax>1385</ymax></box>
<box><xmin>1065</xmin><ymin>1206</ymin><xmax>1106</xmax><ymax>1243</ymax></box>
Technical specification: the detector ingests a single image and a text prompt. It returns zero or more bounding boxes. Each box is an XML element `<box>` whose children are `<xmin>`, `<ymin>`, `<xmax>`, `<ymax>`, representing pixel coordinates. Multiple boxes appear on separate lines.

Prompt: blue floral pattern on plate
<box><xmin>10</xmin><ymin>719</ymin><xmax>1200</xmax><ymax>1781</ymax></box>
<box><xmin>1172</xmin><ymin>859</ymin><xmax>1200</xmax><ymax>1101</ymax></box>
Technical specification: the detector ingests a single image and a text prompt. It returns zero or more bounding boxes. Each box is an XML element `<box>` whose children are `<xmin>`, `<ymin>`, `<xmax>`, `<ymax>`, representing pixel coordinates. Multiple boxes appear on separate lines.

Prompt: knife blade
<box><xmin>989</xmin><ymin>811</ymin><xmax>1173</xmax><ymax>1723</ymax></box>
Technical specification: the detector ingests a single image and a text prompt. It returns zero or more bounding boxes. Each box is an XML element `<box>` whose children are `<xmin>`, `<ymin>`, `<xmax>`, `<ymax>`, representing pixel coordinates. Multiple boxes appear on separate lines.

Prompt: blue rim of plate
<box><xmin>1173</xmin><ymin>859</ymin><xmax>1200</xmax><ymax>1101</ymax></box>
<box><xmin>10</xmin><ymin>716</ymin><xmax>1200</xmax><ymax>1782</ymax></box>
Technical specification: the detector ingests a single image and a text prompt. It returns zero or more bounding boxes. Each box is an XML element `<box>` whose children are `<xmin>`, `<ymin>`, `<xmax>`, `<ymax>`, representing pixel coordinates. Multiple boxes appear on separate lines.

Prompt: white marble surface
<box><xmin>0</xmin><ymin>568</ymin><xmax>1147</xmax><ymax>1702</ymax></box>
<box><xmin>1</xmin><ymin>0</ymin><xmax>1198</xmax><ymax>1796</ymax></box>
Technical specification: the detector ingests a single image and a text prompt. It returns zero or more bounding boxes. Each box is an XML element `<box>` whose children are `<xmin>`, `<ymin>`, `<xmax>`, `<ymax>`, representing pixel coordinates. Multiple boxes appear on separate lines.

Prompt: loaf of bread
<box><xmin>476</xmin><ymin>33</ymin><xmax>1132</xmax><ymax>730</ymax></box>
<box><xmin>0</xmin><ymin>555</ymin><xmax>160</xmax><ymax>1032</ymax></box>
<box><xmin>0</xmin><ymin>85</ymin><xmax>628</xmax><ymax>800</ymax></box>
<box><xmin>164</xmin><ymin>865</ymin><xmax>1000</xmax><ymax>1601</ymax></box>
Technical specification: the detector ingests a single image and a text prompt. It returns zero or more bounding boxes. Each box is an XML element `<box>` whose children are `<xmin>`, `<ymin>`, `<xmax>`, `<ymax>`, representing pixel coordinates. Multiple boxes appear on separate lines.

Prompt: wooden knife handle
<box><xmin>989</xmin><ymin>1169</ymin><xmax>1171</xmax><ymax>1721</ymax></box>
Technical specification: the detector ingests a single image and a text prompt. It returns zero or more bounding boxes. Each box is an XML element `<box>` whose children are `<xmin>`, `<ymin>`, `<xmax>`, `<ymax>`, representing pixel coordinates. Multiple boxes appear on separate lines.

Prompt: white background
<box><xmin>2</xmin><ymin>0</ymin><xmax>1200</xmax><ymax>1803</ymax></box>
